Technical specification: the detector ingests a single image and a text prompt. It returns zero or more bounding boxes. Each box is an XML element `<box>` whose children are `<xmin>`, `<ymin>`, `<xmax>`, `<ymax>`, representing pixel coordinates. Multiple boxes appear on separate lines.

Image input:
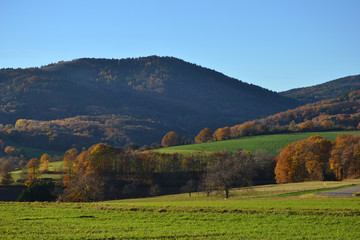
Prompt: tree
<box><xmin>17</xmin><ymin>180</ymin><xmax>56</xmax><ymax>202</ymax></box>
<box><xmin>0</xmin><ymin>161</ymin><xmax>13</xmax><ymax>186</ymax></box>
<box><xmin>181</xmin><ymin>179</ymin><xmax>197</xmax><ymax>197</ymax></box>
<box><xmin>213</xmin><ymin>127</ymin><xmax>231</xmax><ymax>141</ymax></box>
<box><xmin>63</xmin><ymin>148</ymin><xmax>79</xmax><ymax>186</ymax></box>
<box><xmin>329</xmin><ymin>135</ymin><xmax>360</xmax><ymax>179</ymax></box>
<box><xmin>61</xmin><ymin>174</ymin><xmax>104</xmax><ymax>202</ymax></box>
<box><xmin>194</xmin><ymin>128</ymin><xmax>213</xmax><ymax>143</ymax></box>
<box><xmin>203</xmin><ymin>151</ymin><xmax>254</xmax><ymax>199</ymax></box>
<box><xmin>4</xmin><ymin>146</ymin><xmax>18</xmax><ymax>156</ymax></box>
<box><xmin>161</xmin><ymin>131</ymin><xmax>179</xmax><ymax>147</ymax></box>
<box><xmin>88</xmin><ymin>143</ymin><xmax>114</xmax><ymax>175</ymax></box>
<box><xmin>274</xmin><ymin>136</ymin><xmax>333</xmax><ymax>183</ymax></box>
<box><xmin>40</xmin><ymin>153</ymin><xmax>51</xmax><ymax>173</ymax></box>
<box><xmin>25</xmin><ymin>158</ymin><xmax>40</xmax><ymax>186</ymax></box>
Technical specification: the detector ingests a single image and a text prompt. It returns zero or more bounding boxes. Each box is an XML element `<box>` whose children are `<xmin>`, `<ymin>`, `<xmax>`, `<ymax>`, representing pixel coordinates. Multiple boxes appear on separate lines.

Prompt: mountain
<box><xmin>281</xmin><ymin>74</ymin><xmax>360</xmax><ymax>103</ymax></box>
<box><xmin>0</xmin><ymin>56</ymin><xmax>298</xmax><ymax>149</ymax></box>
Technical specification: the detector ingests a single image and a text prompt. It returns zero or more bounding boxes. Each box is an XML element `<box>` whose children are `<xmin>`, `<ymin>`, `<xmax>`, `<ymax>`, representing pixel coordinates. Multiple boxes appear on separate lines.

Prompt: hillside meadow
<box><xmin>0</xmin><ymin>181</ymin><xmax>360</xmax><ymax>239</ymax></box>
<box><xmin>157</xmin><ymin>131</ymin><xmax>360</xmax><ymax>155</ymax></box>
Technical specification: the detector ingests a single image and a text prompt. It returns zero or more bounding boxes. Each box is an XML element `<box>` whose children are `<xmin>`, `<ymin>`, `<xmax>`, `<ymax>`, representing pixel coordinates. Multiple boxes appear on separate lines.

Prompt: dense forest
<box><xmin>0</xmin><ymin>56</ymin><xmax>298</xmax><ymax>149</ymax></box>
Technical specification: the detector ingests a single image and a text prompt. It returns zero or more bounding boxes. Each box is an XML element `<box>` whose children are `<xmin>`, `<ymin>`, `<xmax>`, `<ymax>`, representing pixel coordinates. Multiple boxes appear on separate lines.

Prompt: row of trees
<box><xmin>59</xmin><ymin>143</ymin><xmax>262</xmax><ymax>201</ymax></box>
<box><xmin>11</xmin><ymin>142</ymin><xmax>275</xmax><ymax>202</ymax></box>
<box><xmin>274</xmin><ymin>135</ymin><xmax>360</xmax><ymax>183</ymax></box>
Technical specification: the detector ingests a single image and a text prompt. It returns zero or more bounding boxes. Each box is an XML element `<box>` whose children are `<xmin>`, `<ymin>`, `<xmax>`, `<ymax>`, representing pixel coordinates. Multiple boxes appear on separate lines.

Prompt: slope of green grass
<box><xmin>157</xmin><ymin>131</ymin><xmax>360</xmax><ymax>155</ymax></box>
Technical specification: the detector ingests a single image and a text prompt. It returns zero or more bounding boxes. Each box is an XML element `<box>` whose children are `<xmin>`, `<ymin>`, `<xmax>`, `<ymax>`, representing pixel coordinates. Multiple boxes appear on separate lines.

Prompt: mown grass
<box><xmin>0</xmin><ymin>192</ymin><xmax>359</xmax><ymax>239</ymax></box>
<box><xmin>1</xmin><ymin>181</ymin><xmax>359</xmax><ymax>239</ymax></box>
<box><xmin>156</xmin><ymin>131</ymin><xmax>360</xmax><ymax>155</ymax></box>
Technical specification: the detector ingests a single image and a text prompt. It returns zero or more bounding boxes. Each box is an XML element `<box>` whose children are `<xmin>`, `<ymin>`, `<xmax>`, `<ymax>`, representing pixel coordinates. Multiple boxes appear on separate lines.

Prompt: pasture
<box><xmin>157</xmin><ymin>131</ymin><xmax>360</xmax><ymax>155</ymax></box>
<box><xmin>1</xmin><ymin>181</ymin><xmax>359</xmax><ymax>239</ymax></box>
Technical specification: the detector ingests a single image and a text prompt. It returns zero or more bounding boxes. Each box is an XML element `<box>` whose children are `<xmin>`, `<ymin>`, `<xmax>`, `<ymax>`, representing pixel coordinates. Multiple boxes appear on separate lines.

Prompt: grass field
<box><xmin>0</xmin><ymin>181</ymin><xmax>359</xmax><ymax>239</ymax></box>
<box><xmin>9</xmin><ymin>161</ymin><xmax>63</xmax><ymax>182</ymax></box>
<box><xmin>156</xmin><ymin>131</ymin><xmax>360</xmax><ymax>155</ymax></box>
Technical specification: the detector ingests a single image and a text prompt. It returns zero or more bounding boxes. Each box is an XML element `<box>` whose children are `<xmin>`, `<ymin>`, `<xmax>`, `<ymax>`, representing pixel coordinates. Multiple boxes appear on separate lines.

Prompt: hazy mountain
<box><xmin>0</xmin><ymin>56</ymin><xmax>298</xmax><ymax>148</ymax></box>
<box><xmin>281</xmin><ymin>74</ymin><xmax>360</xmax><ymax>103</ymax></box>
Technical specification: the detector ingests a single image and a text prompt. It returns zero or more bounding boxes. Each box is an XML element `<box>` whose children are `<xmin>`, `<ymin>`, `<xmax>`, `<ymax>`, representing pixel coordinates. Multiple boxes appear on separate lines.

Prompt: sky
<box><xmin>1</xmin><ymin>0</ymin><xmax>359</xmax><ymax>92</ymax></box>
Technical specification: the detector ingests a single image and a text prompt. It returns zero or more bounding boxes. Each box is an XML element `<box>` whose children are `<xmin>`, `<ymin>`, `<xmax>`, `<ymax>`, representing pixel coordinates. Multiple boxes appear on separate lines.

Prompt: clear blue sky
<box><xmin>1</xmin><ymin>0</ymin><xmax>359</xmax><ymax>91</ymax></box>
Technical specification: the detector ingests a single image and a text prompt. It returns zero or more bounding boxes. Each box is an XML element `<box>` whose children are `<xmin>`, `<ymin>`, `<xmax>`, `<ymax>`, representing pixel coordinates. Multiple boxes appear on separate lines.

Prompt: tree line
<box><xmin>15</xmin><ymin>143</ymin><xmax>275</xmax><ymax>202</ymax></box>
<box><xmin>274</xmin><ymin>134</ymin><xmax>360</xmax><ymax>183</ymax></box>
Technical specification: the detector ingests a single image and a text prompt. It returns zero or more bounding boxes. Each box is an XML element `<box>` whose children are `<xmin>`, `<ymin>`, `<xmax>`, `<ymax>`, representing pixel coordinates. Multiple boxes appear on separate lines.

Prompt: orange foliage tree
<box><xmin>329</xmin><ymin>135</ymin><xmax>360</xmax><ymax>179</ymax></box>
<box><xmin>213</xmin><ymin>127</ymin><xmax>231</xmax><ymax>141</ymax></box>
<box><xmin>40</xmin><ymin>153</ymin><xmax>51</xmax><ymax>173</ymax></box>
<box><xmin>25</xmin><ymin>158</ymin><xmax>41</xmax><ymax>186</ymax></box>
<box><xmin>194</xmin><ymin>128</ymin><xmax>213</xmax><ymax>143</ymax></box>
<box><xmin>62</xmin><ymin>148</ymin><xmax>79</xmax><ymax>186</ymax></box>
<box><xmin>274</xmin><ymin>136</ymin><xmax>333</xmax><ymax>183</ymax></box>
<box><xmin>161</xmin><ymin>131</ymin><xmax>179</xmax><ymax>147</ymax></box>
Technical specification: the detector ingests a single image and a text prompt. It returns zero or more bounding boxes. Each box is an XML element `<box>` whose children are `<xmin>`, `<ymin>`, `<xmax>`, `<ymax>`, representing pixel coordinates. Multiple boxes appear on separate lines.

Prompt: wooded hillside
<box><xmin>0</xmin><ymin>56</ymin><xmax>298</xmax><ymax>148</ymax></box>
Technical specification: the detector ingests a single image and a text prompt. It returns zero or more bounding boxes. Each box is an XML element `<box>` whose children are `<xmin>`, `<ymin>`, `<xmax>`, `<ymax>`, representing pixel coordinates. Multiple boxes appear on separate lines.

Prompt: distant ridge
<box><xmin>281</xmin><ymin>74</ymin><xmax>360</xmax><ymax>103</ymax></box>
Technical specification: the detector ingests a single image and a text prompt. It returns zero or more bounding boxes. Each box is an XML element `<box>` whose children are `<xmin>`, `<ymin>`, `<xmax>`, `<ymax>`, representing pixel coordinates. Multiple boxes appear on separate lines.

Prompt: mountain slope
<box><xmin>0</xmin><ymin>56</ymin><xmax>298</xmax><ymax>148</ymax></box>
<box><xmin>214</xmin><ymin>89</ymin><xmax>360</xmax><ymax>142</ymax></box>
<box><xmin>281</xmin><ymin>74</ymin><xmax>360</xmax><ymax>103</ymax></box>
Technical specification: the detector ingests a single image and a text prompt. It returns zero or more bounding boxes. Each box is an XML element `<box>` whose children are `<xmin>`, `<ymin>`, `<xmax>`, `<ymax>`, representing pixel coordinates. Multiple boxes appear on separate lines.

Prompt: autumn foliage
<box><xmin>329</xmin><ymin>135</ymin><xmax>360</xmax><ymax>180</ymax></box>
<box><xmin>161</xmin><ymin>131</ymin><xmax>179</xmax><ymax>147</ymax></box>
<box><xmin>194</xmin><ymin>128</ymin><xmax>213</xmax><ymax>143</ymax></box>
<box><xmin>275</xmin><ymin>134</ymin><xmax>360</xmax><ymax>183</ymax></box>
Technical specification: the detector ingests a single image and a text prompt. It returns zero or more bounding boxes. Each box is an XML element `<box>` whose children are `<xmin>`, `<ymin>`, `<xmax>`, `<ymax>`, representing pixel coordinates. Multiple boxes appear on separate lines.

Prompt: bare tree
<box><xmin>203</xmin><ymin>151</ymin><xmax>254</xmax><ymax>199</ymax></box>
<box><xmin>181</xmin><ymin>179</ymin><xmax>197</xmax><ymax>197</ymax></box>
<box><xmin>1</xmin><ymin>160</ymin><xmax>13</xmax><ymax>186</ymax></box>
<box><xmin>61</xmin><ymin>174</ymin><xmax>105</xmax><ymax>202</ymax></box>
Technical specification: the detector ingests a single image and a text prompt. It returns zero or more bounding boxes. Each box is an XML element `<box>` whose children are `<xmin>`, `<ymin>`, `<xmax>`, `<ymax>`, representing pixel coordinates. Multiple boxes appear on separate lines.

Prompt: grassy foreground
<box><xmin>1</xmin><ymin>181</ymin><xmax>359</xmax><ymax>239</ymax></box>
<box><xmin>157</xmin><ymin>131</ymin><xmax>360</xmax><ymax>155</ymax></box>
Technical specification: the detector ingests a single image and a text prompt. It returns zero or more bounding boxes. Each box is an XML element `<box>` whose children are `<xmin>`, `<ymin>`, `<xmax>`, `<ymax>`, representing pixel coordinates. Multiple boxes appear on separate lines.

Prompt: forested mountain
<box><xmin>281</xmin><ymin>74</ymin><xmax>360</xmax><ymax>103</ymax></box>
<box><xmin>0</xmin><ymin>56</ymin><xmax>297</xmax><ymax>149</ymax></box>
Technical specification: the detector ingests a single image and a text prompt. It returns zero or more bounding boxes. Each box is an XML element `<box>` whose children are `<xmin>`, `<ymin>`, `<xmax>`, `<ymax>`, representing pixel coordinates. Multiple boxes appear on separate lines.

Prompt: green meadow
<box><xmin>157</xmin><ymin>131</ymin><xmax>360</xmax><ymax>155</ymax></box>
<box><xmin>1</xmin><ymin>181</ymin><xmax>360</xmax><ymax>239</ymax></box>
<box><xmin>9</xmin><ymin>161</ymin><xmax>63</xmax><ymax>182</ymax></box>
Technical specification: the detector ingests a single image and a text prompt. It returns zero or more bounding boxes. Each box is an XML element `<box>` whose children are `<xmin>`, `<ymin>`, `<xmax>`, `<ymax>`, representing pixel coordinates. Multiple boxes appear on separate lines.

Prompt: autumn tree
<box><xmin>40</xmin><ymin>153</ymin><xmax>51</xmax><ymax>173</ymax></box>
<box><xmin>4</xmin><ymin>146</ymin><xmax>18</xmax><ymax>156</ymax></box>
<box><xmin>194</xmin><ymin>128</ymin><xmax>213</xmax><ymax>143</ymax></box>
<box><xmin>329</xmin><ymin>135</ymin><xmax>360</xmax><ymax>179</ymax></box>
<box><xmin>274</xmin><ymin>136</ymin><xmax>333</xmax><ymax>183</ymax></box>
<box><xmin>203</xmin><ymin>150</ymin><xmax>254</xmax><ymax>199</ymax></box>
<box><xmin>63</xmin><ymin>148</ymin><xmax>79</xmax><ymax>186</ymax></box>
<box><xmin>161</xmin><ymin>131</ymin><xmax>179</xmax><ymax>147</ymax></box>
<box><xmin>299</xmin><ymin>120</ymin><xmax>314</xmax><ymax>131</ymax></box>
<box><xmin>1</xmin><ymin>161</ymin><xmax>14</xmax><ymax>186</ymax></box>
<box><xmin>213</xmin><ymin>127</ymin><xmax>231</xmax><ymax>141</ymax></box>
<box><xmin>88</xmin><ymin>143</ymin><xmax>115</xmax><ymax>175</ymax></box>
<box><xmin>25</xmin><ymin>158</ymin><xmax>41</xmax><ymax>186</ymax></box>
<box><xmin>60</xmin><ymin>174</ymin><xmax>104</xmax><ymax>202</ymax></box>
